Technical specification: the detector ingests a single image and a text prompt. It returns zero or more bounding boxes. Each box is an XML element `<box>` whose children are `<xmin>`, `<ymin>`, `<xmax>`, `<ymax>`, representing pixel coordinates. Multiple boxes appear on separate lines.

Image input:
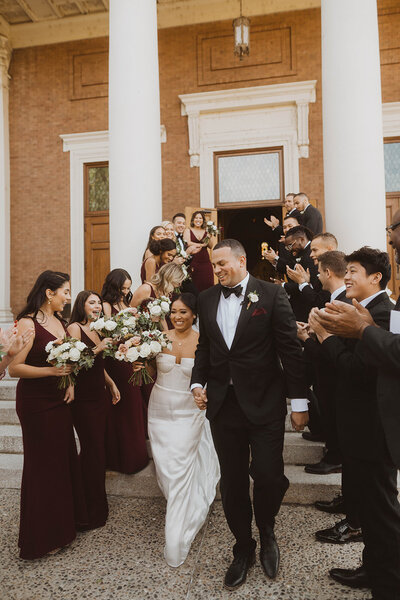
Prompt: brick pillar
<box><xmin>108</xmin><ymin>0</ymin><xmax>162</xmax><ymax>287</ymax></box>
<box><xmin>0</xmin><ymin>35</ymin><xmax>13</xmax><ymax>325</ymax></box>
<box><xmin>321</xmin><ymin>0</ymin><xmax>386</xmax><ymax>252</ymax></box>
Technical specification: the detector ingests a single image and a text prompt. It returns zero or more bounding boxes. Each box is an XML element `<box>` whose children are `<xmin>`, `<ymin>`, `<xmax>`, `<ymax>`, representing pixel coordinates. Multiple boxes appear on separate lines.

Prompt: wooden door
<box><xmin>386</xmin><ymin>194</ymin><xmax>400</xmax><ymax>299</ymax></box>
<box><xmin>84</xmin><ymin>162</ymin><xmax>110</xmax><ymax>294</ymax></box>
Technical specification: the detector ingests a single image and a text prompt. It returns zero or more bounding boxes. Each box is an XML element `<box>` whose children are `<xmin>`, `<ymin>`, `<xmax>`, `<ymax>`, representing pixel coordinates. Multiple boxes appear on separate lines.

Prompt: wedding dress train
<box><xmin>148</xmin><ymin>353</ymin><xmax>220</xmax><ymax>567</ymax></box>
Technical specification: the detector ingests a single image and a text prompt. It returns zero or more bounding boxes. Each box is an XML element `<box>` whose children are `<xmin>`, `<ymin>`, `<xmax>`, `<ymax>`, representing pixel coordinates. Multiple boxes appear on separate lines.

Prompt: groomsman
<box><xmin>172</xmin><ymin>212</ymin><xmax>199</xmax><ymax>295</ymax></box>
<box><xmin>191</xmin><ymin>239</ymin><xmax>308</xmax><ymax>591</ymax></box>
<box><xmin>293</xmin><ymin>192</ymin><xmax>323</xmax><ymax>235</ymax></box>
<box><xmin>173</xmin><ymin>212</ymin><xmax>187</xmax><ymax>253</ymax></box>
<box><xmin>310</xmin><ymin>246</ymin><xmax>398</xmax><ymax>600</ymax></box>
<box><xmin>264</xmin><ymin>193</ymin><xmax>302</xmax><ymax>238</ymax></box>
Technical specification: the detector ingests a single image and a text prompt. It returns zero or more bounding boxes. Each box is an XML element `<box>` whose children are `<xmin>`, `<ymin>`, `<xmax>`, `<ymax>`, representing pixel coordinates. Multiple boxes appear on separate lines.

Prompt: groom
<box><xmin>191</xmin><ymin>239</ymin><xmax>308</xmax><ymax>590</ymax></box>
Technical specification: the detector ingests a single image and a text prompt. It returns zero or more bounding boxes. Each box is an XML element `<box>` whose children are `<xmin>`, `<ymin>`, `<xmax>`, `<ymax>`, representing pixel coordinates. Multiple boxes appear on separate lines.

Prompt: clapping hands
<box><xmin>264</xmin><ymin>215</ymin><xmax>280</xmax><ymax>230</ymax></box>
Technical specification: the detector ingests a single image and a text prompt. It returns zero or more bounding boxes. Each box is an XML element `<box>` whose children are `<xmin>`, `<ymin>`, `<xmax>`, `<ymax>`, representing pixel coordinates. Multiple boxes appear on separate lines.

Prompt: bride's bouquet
<box><xmin>114</xmin><ymin>328</ymin><xmax>172</xmax><ymax>385</ymax></box>
<box><xmin>45</xmin><ymin>336</ymin><xmax>95</xmax><ymax>389</ymax></box>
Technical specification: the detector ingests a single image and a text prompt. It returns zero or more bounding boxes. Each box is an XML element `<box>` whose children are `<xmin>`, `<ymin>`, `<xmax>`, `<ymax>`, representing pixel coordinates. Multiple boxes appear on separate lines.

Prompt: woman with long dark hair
<box><xmin>140</xmin><ymin>238</ymin><xmax>177</xmax><ymax>284</ymax></box>
<box><xmin>67</xmin><ymin>291</ymin><xmax>120</xmax><ymax>530</ymax></box>
<box><xmin>101</xmin><ymin>269</ymin><xmax>149</xmax><ymax>474</ymax></box>
<box><xmin>142</xmin><ymin>225</ymin><xmax>166</xmax><ymax>261</ymax></box>
<box><xmin>9</xmin><ymin>270</ymin><xmax>87</xmax><ymax>559</ymax></box>
<box><xmin>183</xmin><ymin>211</ymin><xmax>214</xmax><ymax>292</ymax></box>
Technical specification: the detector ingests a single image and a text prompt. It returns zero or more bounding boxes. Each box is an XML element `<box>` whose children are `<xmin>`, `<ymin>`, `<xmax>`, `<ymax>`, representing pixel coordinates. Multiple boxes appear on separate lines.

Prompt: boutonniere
<box><xmin>246</xmin><ymin>291</ymin><xmax>259</xmax><ymax>310</ymax></box>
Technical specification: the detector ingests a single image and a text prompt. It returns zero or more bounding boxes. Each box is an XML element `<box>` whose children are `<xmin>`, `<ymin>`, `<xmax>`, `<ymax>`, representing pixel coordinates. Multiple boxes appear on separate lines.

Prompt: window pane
<box><xmin>384</xmin><ymin>143</ymin><xmax>400</xmax><ymax>193</ymax></box>
<box><xmin>218</xmin><ymin>152</ymin><xmax>281</xmax><ymax>204</ymax></box>
<box><xmin>88</xmin><ymin>166</ymin><xmax>109</xmax><ymax>211</ymax></box>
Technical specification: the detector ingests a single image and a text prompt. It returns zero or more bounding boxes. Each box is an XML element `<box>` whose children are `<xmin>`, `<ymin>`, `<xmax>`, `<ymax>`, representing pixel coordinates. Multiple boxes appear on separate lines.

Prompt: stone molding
<box><xmin>179</xmin><ymin>80</ymin><xmax>317</xmax><ymax>169</ymax></box>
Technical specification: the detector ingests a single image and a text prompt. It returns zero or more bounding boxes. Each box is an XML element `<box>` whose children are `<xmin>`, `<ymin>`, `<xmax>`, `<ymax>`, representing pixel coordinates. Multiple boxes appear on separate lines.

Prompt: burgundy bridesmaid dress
<box><xmin>71</xmin><ymin>327</ymin><xmax>108</xmax><ymax>530</ymax></box>
<box><xmin>189</xmin><ymin>230</ymin><xmax>214</xmax><ymax>292</ymax></box>
<box><xmin>140</xmin><ymin>258</ymin><xmax>160</xmax><ymax>284</ymax></box>
<box><xmin>16</xmin><ymin>320</ymin><xmax>87</xmax><ymax>560</ymax></box>
<box><xmin>105</xmin><ymin>307</ymin><xmax>149</xmax><ymax>474</ymax></box>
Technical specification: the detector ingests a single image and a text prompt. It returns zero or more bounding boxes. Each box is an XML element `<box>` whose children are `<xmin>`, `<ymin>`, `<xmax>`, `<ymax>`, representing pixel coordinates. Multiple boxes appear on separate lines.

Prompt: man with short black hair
<box><xmin>309</xmin><ymin>247</ymin><xmax>394</xmax><ymax>597</ymax></box>
<box><xmin>293</xmin><ymin>192</ymin><xmax>323</xmax><ymax>235</ymax></box>
<box><xmin>172</xmin><ymin>212</ymin><xmax>187</xmax><ymax>253</ymax></box>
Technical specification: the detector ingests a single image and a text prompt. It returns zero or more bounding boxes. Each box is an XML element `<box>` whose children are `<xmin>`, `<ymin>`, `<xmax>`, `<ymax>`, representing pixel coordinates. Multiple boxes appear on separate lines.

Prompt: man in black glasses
<box><xmin>310</xmin><ymin>209</ymin><xmax>400</xmax><ymax>600</ymax></box>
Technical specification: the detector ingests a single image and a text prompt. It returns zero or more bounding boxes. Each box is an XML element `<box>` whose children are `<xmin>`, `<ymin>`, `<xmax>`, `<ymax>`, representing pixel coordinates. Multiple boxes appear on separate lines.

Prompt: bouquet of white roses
<box><xmin>89</xmin><ymin>308</ymin><xmax>139</xmax><ymax>342</ymax></box>
<box><xmin>136</xmin><ymin>297</ymin><xmax>171</xmax><ymax>331</ymax></box>
<box><xmin>203</xmin><ymin>220</ymin><xmax>220</xmax><ymax>245</ymax></box>
<box><xmin>45</xmin><ymin>336</ymin><xmax>95</xmax><ymax>389</ymax></box>
<box><xmin>114</xmin><ymin>328</ymin><xmax>172</xmax><ymax>385</ymax></box>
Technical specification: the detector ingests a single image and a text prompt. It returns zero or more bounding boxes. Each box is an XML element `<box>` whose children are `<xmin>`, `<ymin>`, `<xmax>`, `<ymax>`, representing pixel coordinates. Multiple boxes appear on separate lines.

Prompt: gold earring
<box><xmin>48</xmin><ymin>298</ymin><xmax>52</xmax><ymax>305</ymax></box>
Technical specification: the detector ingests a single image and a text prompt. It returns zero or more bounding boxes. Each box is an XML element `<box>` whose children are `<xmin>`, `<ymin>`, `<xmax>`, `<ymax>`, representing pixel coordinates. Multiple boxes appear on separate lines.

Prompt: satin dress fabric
<box><xmin>148</xmin><ymin>353</ymin><xmax>220</xmax><ymax>567</ymax></box>
<box><xmin>189</xmin><ymin>230</ymin><xmax>214</xmax><ymax>292</ymax></box>
<box><xmin>16</xmin><ymin>320</ymin><xmax>87</xmax><ymax>559</ymax></box>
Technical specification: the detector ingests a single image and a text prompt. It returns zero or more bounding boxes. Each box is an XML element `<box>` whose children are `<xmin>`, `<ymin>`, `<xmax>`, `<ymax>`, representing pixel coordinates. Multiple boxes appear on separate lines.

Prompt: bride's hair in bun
<box><xmin>172</xmin><ymin>293</ymin><xmax>197</xmax><ymax>320</ymax></box>
<box><xmin>149</xmin><ymin>238</ymin><xmax>176</xmax><ymax>256</ymax></box>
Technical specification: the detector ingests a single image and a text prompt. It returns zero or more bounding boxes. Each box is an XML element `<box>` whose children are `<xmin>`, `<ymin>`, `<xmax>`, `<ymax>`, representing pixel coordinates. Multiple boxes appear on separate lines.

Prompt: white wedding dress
<box><xmin>148</xmin><ymin>353</ymin><xmax>220</xmax><ymax>567</ymax></box>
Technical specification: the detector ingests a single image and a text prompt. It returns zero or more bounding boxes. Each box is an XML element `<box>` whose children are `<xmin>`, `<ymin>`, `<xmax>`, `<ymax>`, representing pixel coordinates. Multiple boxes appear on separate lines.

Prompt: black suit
<box><xmin>191</xmin><ymin>275</ymin><xmax>307</xmax><ymax>550</ymax></box>
<box><xmin>300</xmin><ymin>204</ymin><xmax>323</xmax><ymax>235</ymax></box>
<box><xmin>272</xmin><ymin>208</ymin><xmax>302</xmax><ymax>240</ymax></box>
<box><xmin>299</xmin><ymin>278</ymin><xmax>331</xmax><ymax>311</ymax></box>
<box><xmin>283</xmin><ymin>245</ymin><xmax>319</xmax><ymax>322</ymax></box>
<box><xmin>322</xmin><ymin>292</ymin><xmax>400</xmax><ymax>600</ymax></box>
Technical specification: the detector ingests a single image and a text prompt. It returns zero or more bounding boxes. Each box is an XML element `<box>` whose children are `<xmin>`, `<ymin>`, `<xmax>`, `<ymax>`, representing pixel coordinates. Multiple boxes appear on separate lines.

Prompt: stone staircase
<box><xmin>0</xmin><ymin>380</ymin><xmax>341</xmax><ymax>504</ymax></box>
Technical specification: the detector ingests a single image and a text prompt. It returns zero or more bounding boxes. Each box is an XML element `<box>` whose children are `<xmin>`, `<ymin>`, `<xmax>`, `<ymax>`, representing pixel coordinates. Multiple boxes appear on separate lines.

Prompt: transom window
<box><xmin>214</xmin><ymin>147</ymin><xmax>284</xmax><ymax>208</ymax></box>
<box><xmin>384</xmin><ymin>141</ymin><xmax>400</xmax><ymax>193</ymax></box>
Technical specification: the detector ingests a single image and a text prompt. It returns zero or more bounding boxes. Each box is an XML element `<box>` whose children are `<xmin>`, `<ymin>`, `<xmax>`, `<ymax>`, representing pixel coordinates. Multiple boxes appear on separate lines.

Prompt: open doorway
<box><xmin>218</xmin><ymin>205</ymin><xmax>283</xmax><ymax>281</ymax></box>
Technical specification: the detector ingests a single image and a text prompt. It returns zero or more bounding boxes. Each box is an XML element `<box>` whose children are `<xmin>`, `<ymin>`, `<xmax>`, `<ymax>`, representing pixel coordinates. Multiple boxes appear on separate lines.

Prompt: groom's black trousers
<box><xmin>209</xmin><ymin>386</ymin><xmax>289</xmax><ymax>552</ymax></box>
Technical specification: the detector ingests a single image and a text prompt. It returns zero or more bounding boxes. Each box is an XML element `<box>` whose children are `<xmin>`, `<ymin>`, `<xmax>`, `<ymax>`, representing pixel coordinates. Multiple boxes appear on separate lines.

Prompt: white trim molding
<box><xmin>60</xmin><ymin>131</ymin><xmax>109</xmax><ymax>302</ymax></box>
<box><xmin>179</xmin><ymin>81</ymin><xmax>317</xmax><ymax>207</ymax></box>
<box><xmin>61</xmin><ymin>127</ymin><xmax>166</xmax><ymax>301</ymax></box>
<box><xmin>383</xmin><ymin>102</ymin><xmax>400</xmax><ymax>138</ymax></box>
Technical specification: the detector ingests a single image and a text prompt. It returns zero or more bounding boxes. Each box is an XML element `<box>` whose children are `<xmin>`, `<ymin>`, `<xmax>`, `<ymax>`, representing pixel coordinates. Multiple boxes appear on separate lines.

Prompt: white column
<box><xmin>0</xmin><ymin>35</ymin><xmax>13</xmax><ymax>326</ymax></box>
<box><xmin>321</xmin><ymin>0</ymin><xmax>386</xmax><ymax>252</ymax></box>
<box><xmin>109</xmin><ymin>0</ymin><xmax>162</xmax><ymax>288</ymax></box>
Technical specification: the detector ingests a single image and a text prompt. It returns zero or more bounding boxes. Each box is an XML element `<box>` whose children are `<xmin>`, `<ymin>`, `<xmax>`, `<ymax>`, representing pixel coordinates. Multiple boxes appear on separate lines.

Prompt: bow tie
<box><xmin>222</xmin><ymin>285</ymin><xmax>243</xmax><ymax>299</ymax></box>
<box><xmin>176</xmin><ymin>233</ymin><xmax>183</xmax><ymax>239</ymax></box>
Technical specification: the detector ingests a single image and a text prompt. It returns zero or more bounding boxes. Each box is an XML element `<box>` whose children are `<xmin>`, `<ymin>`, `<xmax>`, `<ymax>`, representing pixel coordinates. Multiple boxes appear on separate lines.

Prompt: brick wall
<box><xmin>8</xmin><ymin>3</ymin><xmax>400</xmax><ymax>314</ymax></box>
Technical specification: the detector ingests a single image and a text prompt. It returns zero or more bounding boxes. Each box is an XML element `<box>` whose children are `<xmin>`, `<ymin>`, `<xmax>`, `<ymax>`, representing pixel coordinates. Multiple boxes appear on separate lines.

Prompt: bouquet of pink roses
<box><xmin>114</xmin><ymin>328</ymin><xmax>172</xmax><ymax>385</ymax></box>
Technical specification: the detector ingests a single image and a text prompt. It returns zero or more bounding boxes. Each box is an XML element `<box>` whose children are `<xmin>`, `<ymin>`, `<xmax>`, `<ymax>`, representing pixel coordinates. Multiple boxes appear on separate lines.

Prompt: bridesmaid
<box><xmin>9</xmin><ymin>270</ymin><xmax>87</xmax><ymax>559</ymax></box>
<box><xmin>101</xmin><ymin>269</ymin><xmax>149</xmax><ymax>474</ymax></box>
<box><xmin>131</xmin><ymin>263</ymin><xmax>185</xmax><ymax>309</ymax></box>
<box><xmin>161</xmin><ymin>220</ymin><xmax>176</xmax><ymax>240</ymax></box>
<box><xmin>67</xmin><ymin>291</ymin><xmax>121</xmax><ymax>530</ymax></box>
<box><xmin>142</xmin><ymin>225</ymin><xmax>166</xmax><ymax>261</ymax></box>
<box><xmin>140</xmin><ymin>238</ymin><xmax>177</xmax><ymax>283</ymax></box>
<box><xmin>183</xmin><ymin>211</ymin><xmax>215</xmax><ymax>292</ymax></box>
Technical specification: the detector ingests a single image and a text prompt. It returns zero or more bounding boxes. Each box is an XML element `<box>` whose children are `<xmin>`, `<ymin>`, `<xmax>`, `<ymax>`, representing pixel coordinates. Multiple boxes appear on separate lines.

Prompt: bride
<box><xmin>148</xmin><ymin>293</ymin><xmax>220</xmax><ymax>567</ymax></box>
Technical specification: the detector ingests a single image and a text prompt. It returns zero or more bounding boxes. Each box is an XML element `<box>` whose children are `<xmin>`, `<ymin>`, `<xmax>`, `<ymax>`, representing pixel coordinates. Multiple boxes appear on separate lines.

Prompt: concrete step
<box><xmin>283</xmin><ymin>432</ymin><xmax>324</xmax><ymax>465</ymax></box>
<box><xmin>0</xmin><ymin>424</ymin><xmax>22</xmax><ymax>453</ymax></box>
<box><xmin>0</xmin><ymin>381</ymin><xmax>17</xmax><ymax>400</ymax></box>
<box><xmin>0</xmin><ymin>400</ymin><xmax>18</xmax><ymax>425</ymax></box>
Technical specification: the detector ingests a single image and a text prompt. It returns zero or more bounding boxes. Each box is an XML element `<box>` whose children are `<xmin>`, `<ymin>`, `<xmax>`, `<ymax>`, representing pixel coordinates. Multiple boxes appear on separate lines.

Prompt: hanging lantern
<box><xmin>233</xmin><ymin>0</ymin><xmax>250</xmax><ymax>60</ymax></box>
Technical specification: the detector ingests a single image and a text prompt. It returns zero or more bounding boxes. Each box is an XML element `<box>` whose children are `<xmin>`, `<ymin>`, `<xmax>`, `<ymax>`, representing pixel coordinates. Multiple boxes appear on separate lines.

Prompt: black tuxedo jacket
<box><xmin>300</xmin><ymin>278</ymin><xmax>331</xmax><ymax>311</ymax></box>
<box><xmin>283</xmin><ymin>245</ymin><xmax>319</xmax><ymax>321</ymax></box>
<box><xmin>301</xmin><ymin>204</ymin><xmax>323</xmax><ymax>235</ymax></box>
<box><xmin>191</xmin><ymin>275</ymin><xmax>308</xmax><ymax>424</ymax></box>
<box><xmin>322</xmin><ymin>292</ymin><xmax>393</xmax><ymax>461</ymax></box>
<box><xmin>359</xmin><ymin>298</ymin><xmax>400</xmax><ymax>467</ymax></box>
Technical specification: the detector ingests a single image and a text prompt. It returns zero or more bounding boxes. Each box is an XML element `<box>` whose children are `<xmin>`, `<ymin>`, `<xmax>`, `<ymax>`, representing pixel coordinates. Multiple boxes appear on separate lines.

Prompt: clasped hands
<box><xmin>192</xmin><ymin>387</ymin><xmax>309</xmax><ymax>432</ymax></box>
<box><xmin>308</xmin><ymin>299</ymin><xmax>376</xmax><ymax>340</ymax></box>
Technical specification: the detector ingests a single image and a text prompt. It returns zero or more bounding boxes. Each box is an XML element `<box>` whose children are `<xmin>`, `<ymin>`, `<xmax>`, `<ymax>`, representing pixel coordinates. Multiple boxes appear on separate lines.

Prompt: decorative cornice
<box><xmin>179</xmin><ymin>80</ymin><xmax>317</xmax><ymax>166</ymax></box>
<box><xmin>61</xmin><ymin>126</ymin><xmax>167</xmax><ymax>153</ymax></box>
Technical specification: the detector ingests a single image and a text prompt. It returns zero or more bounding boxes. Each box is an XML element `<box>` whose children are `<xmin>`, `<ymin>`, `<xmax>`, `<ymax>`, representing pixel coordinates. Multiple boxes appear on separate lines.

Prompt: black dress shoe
<box><xmin>314</xmin><ymin>494</ymin><xmax>345</xmax><ymax>514</ymax></box>
<box><xmin>329</xmin><ymin>565</ymin><xmax>370</xmax><ymax>589</ymax></box>
<box><xmin>224</xmin><ymin>550</ymin><xmax>255</xmax><ymax>590</ymax></box>
<box><xmin>305</xmin><ymin>459</ymin><xmax>342</xmax><ymax>474</ymax></box>
<box><xmin>315</xmin><ymin>519</ymin><xmax>363</xmax><ymax>544</ymax></box>
<box><xmin>302</xmin><ymin>431</ymin><xmax>325</xmax><ymax>442</ymax></box>
<box><xmin>259</xmin><ymin>530</ymin><xmax>280</xmax><ymax>579</ymax></box>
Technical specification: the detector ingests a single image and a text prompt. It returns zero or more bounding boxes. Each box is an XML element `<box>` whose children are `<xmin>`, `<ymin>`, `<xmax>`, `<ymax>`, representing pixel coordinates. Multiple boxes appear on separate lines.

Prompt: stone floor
<box><xmin>0</xmin><ymin>490</ymin><xmax>369</xmax><ymax>600</ymax></box>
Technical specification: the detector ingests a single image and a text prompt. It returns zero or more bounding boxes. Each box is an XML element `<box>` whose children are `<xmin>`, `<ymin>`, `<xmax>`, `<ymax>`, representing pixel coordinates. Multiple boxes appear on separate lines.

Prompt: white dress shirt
<box><xmin>192</xmin><ymin>272</ymin><xmax>308</xmax><ymax>412</ymax></box>
<box><xmin>330</xmin><ymin>285</ymin><xmax>346</xmax><ymax>302</ymax></box>
<box><xmin>360</xmin><ymin>290</ymin><xmax>386</xmax><ymax>307</ymax></box>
